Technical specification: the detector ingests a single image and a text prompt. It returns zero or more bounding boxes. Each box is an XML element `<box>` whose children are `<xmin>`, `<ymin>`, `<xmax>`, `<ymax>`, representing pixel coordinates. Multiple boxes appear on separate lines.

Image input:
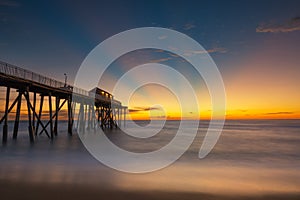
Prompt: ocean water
<box><xmin>0</xmin><ymin>120</ymin><xmax>300</xmax><ymax>198</ymax></box>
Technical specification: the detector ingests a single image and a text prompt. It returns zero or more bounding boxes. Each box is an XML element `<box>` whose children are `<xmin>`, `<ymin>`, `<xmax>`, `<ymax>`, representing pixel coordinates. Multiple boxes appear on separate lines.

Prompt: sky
<box><xmin>0</xmin><ymin>0</ymin><xmax>300</xmax><ymax>120</ymax></box>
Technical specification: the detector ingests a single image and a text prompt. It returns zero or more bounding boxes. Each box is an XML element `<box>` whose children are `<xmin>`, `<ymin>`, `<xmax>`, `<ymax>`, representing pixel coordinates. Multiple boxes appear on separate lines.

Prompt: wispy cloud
<box><xmin>146</xmin><ymin>46</ymin><xmax>227</xmax><ymax>63</ymax></box>
<box><xmin>183</xmin><ymin>23</ymin><xmax>196</xmax><ymax>30</ymax></box>
<box><xmin>183</xmin><ymin>47</ymin><xmax>227</xmax><ymax>56</ymax></box>
<box><xmin>129</xmin><ymin>106</ymin><xmax>161</xmax><ymax>113</ymax></box>
<box><xmin>149</xmin><ymin>57</ymin><xmax>172</xmax><ymax>63</ymax></box>
<box><xmin>264</xmin><ymin>111</ymin><xmax>295</xmax><ymax>115</ymax></box>
<box><xmin>256</xmin><ymin>17</ymin><xmax>300</xmax><ymax>33</ymax></box>
<box><xmin>0</xmin><ymin>0</ymin><xmax>20</xmax><ymax>7</ymax></box>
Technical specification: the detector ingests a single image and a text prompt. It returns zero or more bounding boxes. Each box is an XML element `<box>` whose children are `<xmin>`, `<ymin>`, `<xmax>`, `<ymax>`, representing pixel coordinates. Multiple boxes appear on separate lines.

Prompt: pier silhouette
<box><xmin>0</xmin><ymin>60</ymin><xmax>127</xmax><ymax>143</ymax></box>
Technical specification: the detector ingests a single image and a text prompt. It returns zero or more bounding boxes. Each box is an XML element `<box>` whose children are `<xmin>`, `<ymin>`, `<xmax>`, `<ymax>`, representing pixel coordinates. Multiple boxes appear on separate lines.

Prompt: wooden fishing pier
<box><xmin>0</xmin><ymin>60</ymin><xmax>127</xmax><ymax>143</ymax></box>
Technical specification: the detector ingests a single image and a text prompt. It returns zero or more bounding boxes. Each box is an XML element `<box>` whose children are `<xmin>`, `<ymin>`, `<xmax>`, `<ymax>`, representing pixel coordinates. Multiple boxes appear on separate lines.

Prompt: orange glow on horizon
<box><xmin>128</xmin><ymin>110</ymin><xmax>300</xmax><ymax>120</ymax></box>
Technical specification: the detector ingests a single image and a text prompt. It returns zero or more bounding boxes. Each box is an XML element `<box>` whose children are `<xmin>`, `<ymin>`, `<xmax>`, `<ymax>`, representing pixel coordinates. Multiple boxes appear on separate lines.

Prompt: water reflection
<box><xmin>0</xmin><ymin>120</ymin><xmax>299</xmax><ymax>196</ymax></box>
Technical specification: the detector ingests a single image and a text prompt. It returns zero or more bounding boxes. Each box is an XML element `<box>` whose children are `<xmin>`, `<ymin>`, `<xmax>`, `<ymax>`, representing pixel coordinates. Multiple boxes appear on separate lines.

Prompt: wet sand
<box><xmin>1</xmin><ymin>180</ymin><xmax>300</xmax><ymax>200</ymax></box>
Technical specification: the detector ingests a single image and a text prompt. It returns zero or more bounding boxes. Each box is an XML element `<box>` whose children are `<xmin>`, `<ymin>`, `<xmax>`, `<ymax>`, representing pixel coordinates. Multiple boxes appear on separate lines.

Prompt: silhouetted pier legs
<box><xmin>35</xmin><ymin>95</ymin><xmax>44</xmax><ymax>136</ymax></box>
<box><xmin>118</xmin><ymin>108</ymin><xmax>120</xmax><ymax>127</ymax></box>
<box><xmin>24</xmin><ymin>90</ymin><xmax>34</xmax><ymax>143</ymax></box>
<box><xmin>87</xmin><ymin>104</ymin><xmax>91</xmax><ymax>130</ymax></box>
<box><xmin>48</xmin><ymin>93</ymin><xmax>54</xmax><ymax>139</ymax></box>
<box><xmin>67</xmin><ymin>97</ymin><xmax>73</xmax><ymax>135</ymax></box>
<box><xmin>91</xmin><ymin>104</ymin><xmax>96</xmax><ymax>130</ymax></box>
<box><xmin>100</xmin><ymin>107</ymin><xmax>104</xmax><ymax>129</ymax></box>
<box><xmin>2</xmin><ymin>87</ymin><xmax>10</xmax><ymax>144</ymax></box>
<box><xmin>13</xmin><ymin>91</ymin><xmax>22</xmax><ymax>139</ymax></box>
<box><xmin>123</xmin><ymin>107</ymin><xmax>126</xmax><ymax>127</ymax></box>
<box><xmin>81</xmin><ymin>103</ymin><xmax>85</xmax><ymax>133</ymax></box>
<box><xmin>54</xmin><ymin>97</ymin><xmax>59</xmax><ymax>136</ymax></box>
<box><xmin>0</xmin><ymin>87</ymin><xmax>127</xmax><ymax>143</ymax></box>
<box><xmin>89</xmin><ymin>104</ymin><xmax>128</xmax><ymax>130</ymax></box>
<box><xmin>32</xmin><ymin>92</ymin><xmax>36</xmax><ymax>134</ymax></box>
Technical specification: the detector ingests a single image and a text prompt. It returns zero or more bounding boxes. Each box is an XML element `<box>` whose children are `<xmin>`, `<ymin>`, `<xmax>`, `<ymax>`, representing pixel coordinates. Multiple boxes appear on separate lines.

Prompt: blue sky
<box><xmin>0</xmin><ymin>0</ymin><xmax>299</xmax><ymax>81</ymax></box>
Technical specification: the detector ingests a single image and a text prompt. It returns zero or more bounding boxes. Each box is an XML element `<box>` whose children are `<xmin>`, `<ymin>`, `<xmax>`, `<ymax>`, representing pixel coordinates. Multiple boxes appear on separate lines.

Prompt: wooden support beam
<box><xmin>38</xmin><ymin>99</ymin><xmax>66</xmax><ymax>135</ymax></box>
<box><xmin>113</xmin><ymin>108</ymin><xmax>118</xmax><ymax>128</ymax></box>
<box><xmin>23</xmin><ymin>93</ymin><xmax>50</xmax><ymax>138</ymax></box>
<box><xmin>91</xmin><ymin>104</ymin><xmax>96</xmax><ymax>129</ymax></box>
<box><xmin>13</xmin><ymin>91</ymin><xmax>22</xmax><ymax>139</ymax></box>
<box><xmin>2</xmin><ymin>87</ymin><xmax>10</xmax><ymax>144</ymax></box>
<box><xmin>87</xmin><ymin>104</ymin><xmax>91</xmax><ymax>130</ymax></box>
<box><xmin>118</xmin><ymin>108</ymin><xmax>121</xmax><ymax>127</ymax></box>
<box><xmin>118</xmin><ymin>108</ymin><xmax>120</xmax><ymax>128</ymax></box>
<box><xmin>54</xmin><ymin>96</ymin><xmax>59</xmax><ymax>136</ymax></box>
<box><xmin>72</xmin><ymin>102</ymin><xmax>76</xmax><ymax>123</ymax></box>
<box><xmin>76</xmin><ymin>103</ymin><xmax>81</xmax><ymax>131</ymax></box>
<box><xmin>96</xmin><ymin>107</ymin><xmax>99</xmax><ymax>122</ymax></box>
<box><xmin>109</xmin><ymin>106</ymin><xmax>113</xmax><ymax>129</ymax></box>
<box><xmin>100</xmin><ymin>106</ymin><xmax>104</xmax><ymax>128</ymax></box>
<box><xmin>35</xmin><ymin>95</ymin><xmax>44</xmax><ymax>136</ymax></box>
<box><xmin>124</xmin><ymin>107</ymin><xmax>126</xmax><ymax>128</ymax></box>
<box><xmin>32</xmin><ymin>92</ymin><xmax>36</xmax><ymax>133</ymax></box>
<box><xmin>48</xmin><ymin>93</ymin><xmax>53</xmax><ymax>139</ymax></box>
<box><xmin>79</xmin><ymin>103</ymin><xmax>84</xmax><ymax>133</ymax></box>
<box><xmin>102</xmin><ymin>107</ymin><xmax>105</xmax><ymax>128</ymax></box>
<box><xmin>0</xmin><ymin>91</ymin><xmax>19</xmax><ymax>124</ymax></box>
<box><xmin>24</xmin><ymin>91</ymin><xmax>34</xmax><ymax>143</ymax></box>
<box><xmin>83</xmin><ymin>104</ymin><xmax>87</xmax><ymax>133</ymax></box>
<box><xmin>84</xmin><ymin>104</ymin><xmax>87</xmax><ymax>126</ymax></box>
<box><xmin>67</xmin><ymin>97</ymin><xmax>72</xmax><ymax>135</ymax></box>
<box><xmin>71</xmin><ymin>101</ymin><xmax>76</xmax><ymax>132</ymax></box>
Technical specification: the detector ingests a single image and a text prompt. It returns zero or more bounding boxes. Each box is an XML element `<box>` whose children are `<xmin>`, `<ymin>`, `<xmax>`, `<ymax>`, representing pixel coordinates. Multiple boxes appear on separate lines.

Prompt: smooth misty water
<box><xmin>0</xmin><ymin>120</ymin><xmax>299</xmax><ymax>197</ymax></box>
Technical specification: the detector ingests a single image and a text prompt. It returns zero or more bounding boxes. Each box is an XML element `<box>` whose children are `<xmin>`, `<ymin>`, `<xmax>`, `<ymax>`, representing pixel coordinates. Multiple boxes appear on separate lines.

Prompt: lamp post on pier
<box><xmin>64</xmin><ymin>73</ymin><xmax>67</xmax><ymax>87</ymax></box>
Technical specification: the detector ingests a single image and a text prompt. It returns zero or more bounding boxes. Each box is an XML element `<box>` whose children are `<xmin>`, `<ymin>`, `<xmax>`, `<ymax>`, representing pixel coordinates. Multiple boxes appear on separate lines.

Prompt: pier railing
<box><xmin>0</xmin><ymin>61</ymin><xmax>121</xmax><ymax>106</ymax></box>
<box><xmin>0</xmin><ymin>60</ymin><xmax>67</xmax><ymax>88</ymax></box>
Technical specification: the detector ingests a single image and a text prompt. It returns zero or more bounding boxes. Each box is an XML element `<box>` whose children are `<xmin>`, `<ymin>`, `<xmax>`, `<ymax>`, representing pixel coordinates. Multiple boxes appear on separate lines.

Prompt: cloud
<box><xmin>169</xmin><ymin>53</ymin><xmax>179</xmax><ymax>58</ymax></box>
<box><xmin>183</xmin><ymin>23</ymin><xmax>196</xmax><ymax>30</ymax></box>
<box><xmin>264</xmin><ymin>112</ymin><xmax>295</xmax><ymax>115</ymax></box>
<box><xmin>0</xmin><ymin>0</ymin><xmax>20</xmax><ymax>7</ymax></box>
<box><xmin>128</xmin><ymin>106</ymin><xmax>161</xmax><ymax>113</ymax></box>
<box><xmin>145</xmin><ymin>46</ymin><xmax>227</xmax><ymax>63</ymax></box>
<box><xmin>256</xmin><ymin>17</ymin><xmax>300</xmax><ymax>33</ymax></box>
<box><xmin>183</xmin><ymin>47</ymin><xmax>227</xmax><ymax>56</ymax></box>
<box><xmin>149</xmin><ymin>57</ymin><xmax>172</xmax><ymax>63</ymax></box>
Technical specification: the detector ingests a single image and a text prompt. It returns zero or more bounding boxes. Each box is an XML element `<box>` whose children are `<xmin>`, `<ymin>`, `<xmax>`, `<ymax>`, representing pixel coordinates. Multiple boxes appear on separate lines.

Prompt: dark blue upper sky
<box><xmin>1</xmin><ymin>0</ymin><xmax>300</xmax><ymax>83</ymax></box>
